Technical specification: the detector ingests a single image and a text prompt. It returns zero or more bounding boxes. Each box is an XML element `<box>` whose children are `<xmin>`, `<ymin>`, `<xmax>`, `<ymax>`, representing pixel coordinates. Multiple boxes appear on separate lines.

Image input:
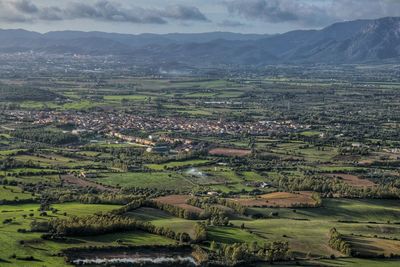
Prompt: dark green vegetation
<box><xmin>1</xmin><ymin>65</ymin><xmax>400</xmax><ymax>266</ymax></box>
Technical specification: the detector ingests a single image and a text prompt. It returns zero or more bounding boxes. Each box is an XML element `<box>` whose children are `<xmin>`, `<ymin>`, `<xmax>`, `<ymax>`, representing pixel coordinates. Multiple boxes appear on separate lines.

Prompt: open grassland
<box><xmin>14</xmin><ymin>153</ymin><xmax>98</xmax><ymax>168</ymax></box>
<box><xmin>248</xmin><ymin>198</ymin><xmax>400</xmax><ymax>222</ymax></box>
<box><xmin>0</xmin><ymin>186</ymin><xmax>36</xmax><ymax>201</ymax></box>
<box><xmin>0</xmin><ymin>149</ymin><xmax>26</xmax><ymax>156</ymax></box>
<box><xmin>207</xmin><ymin>226</ymin><xmax>265</xmax><ymax>244</ymax></box>
<box><xmin>255</xmin><ymin>258</ymin><xmax>400</xmax><ymax>266</ymax></box>
<box><xmin>127</xmin><ymin>207</ymin><xmax>198</xmax><ymax>238</ymax></box>
<box><xmin>232</xmin><ymin>199</ymin><xmax>400</xmax><ymax>257</ymax></box>
<box><xmin>95</xmin><ymin>172</ymin><xmax>194</xmax><ymax>190</ymax></box>
<box><xmin>190</xmin><ymin>167</ymin><xmax>244</xmax><ymax>185</ymax></box>
<box><xmin>0</xmin><ymin>200</ymin><xmax>173</xmax><ymax>266</ymax></box>
<box><xmin>103</xmin><ymin>95</ymin><xmax>148</xmax><ymax>101</ymax></box>
<box><xmin>8</xmin><ymin>175</ymin><xmax>60</xmax><ymax>185</ymax></box>
<box><xmin>0</xmin><ymin>202</ymin><xmax>129</xmax><ymax>266</ymax></box>
<box><xmin>0</xmin><ymin>168</ymin><xmax>59</xmax><ymax>177</ymax></box>
<box><xmin>270</xmin><ymin>142</ymin><xmax>338</xmax><ymax>162</ymax></box>
<box><xmin>345</xmin><ymin>235</ymin><xmax>400</xmax><ymax>257</ymax></box>
<box><xmin>145</xmin><ymin>159</ymin><xmax>211</xmax><ymax>170</ymax></box>
<box><xmin>5</xmin><ymin>201</ymin><xmax>395</xmax><ymax>267</ymax></box>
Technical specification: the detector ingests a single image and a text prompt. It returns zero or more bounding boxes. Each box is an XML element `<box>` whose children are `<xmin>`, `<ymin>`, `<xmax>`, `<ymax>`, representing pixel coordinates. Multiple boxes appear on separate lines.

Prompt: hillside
<box><xmin>0</xmin><ymin>17</ymin><xmax>399</xmax><ymax>65</ymax></box>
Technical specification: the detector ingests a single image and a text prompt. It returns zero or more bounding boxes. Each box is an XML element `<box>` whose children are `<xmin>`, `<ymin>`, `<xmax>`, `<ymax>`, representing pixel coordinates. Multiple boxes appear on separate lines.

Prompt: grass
<box><xmin>300</xmin><ymin>131</ymin><xmax>322</xmax><ymax>137</ymax></box>
<box><xmin>298</xmin><ymin>258</ymin><xmax>400</xmax><ymax>267</ymax></box>
<box><xmin>61</xmin><ymin>100</ymin><xmax>100</xmax><ymax>110</ymax></box>
<box><xmin>103</xmin><ymin>95</ymin><xmax>148</xmax><ymax>101</ymax></box>
<box><xmin>346</xmin><ymin>235</ymin><xmax>400</xmax><ymax>257</ymax></box>
<box><xmin>183</xmin><ymin>167</ymin><xmax>258</xmax><ymax>193</ymax></box>
<box><xmin>241</xmin><ymin>171</ymin><xmax>266</xmax><ymax>182</ymax></box>
<box><xmin>14</xmin><ymin>154</ymin><xmax>98</xmax><ymax>168</ymax></box>
<box><xmin>270</xmin><ymin>143</ymin><xmax>338</xmax><ymax>162</ymax></box>
<box><xmin>0</xmin><ymin>202</ymin><xmax>174</xmax><ymax>266</ymax></box>
<box><xmin>207</xmin><ymin>226</ymin><xmax>265</xmax><ymax>244</ymax></box>
<box><xmin>8</xmin><ymin>175</ymin><xmax>60</xmax><ymax>185</ymax></box>
<box><xmin>145</xmin><ymin>159</ymin><xmax>210</xmax><ymax>170</ymax></box>
<box><xmin>0</xmin><ymin>202</ymin><xmax>125</xmax><ymax>266</ymax></box>
<box><xmin>0</xmin><ymin>149</ymin><xmax>26</xmax><ymax>156</ymax></box>
<box><xmin>0</xmin><ymin>168</ymin><xmax>59</xmax><ymax>177</ymax></box>
<box><xmin>51</xmin><ymin>202</ymin><xmax>121</xmax><ymax>216</ymax></box>
<box><xmin>127</xmin><ymin>207</ymin><xmax>198</xmax><ymax>238</ymax></box>
<box><xmin>0</xmin><ymin>186</ymin><xmax>36</xmax><ymax>201</ymax></box>
<box><xmin>95</xmin><ymin>172</ymin><xmax>194</xmax><ymax>190</ymax></box>
<box><xmin>249</xmin><ymin>198</ymin><xmax>400</xmax><ymax>223</ymax></box>
<box><xmin>236</xmin><ymin>198</ymin><xmax>400</xmax><ymax>257</ymax></box>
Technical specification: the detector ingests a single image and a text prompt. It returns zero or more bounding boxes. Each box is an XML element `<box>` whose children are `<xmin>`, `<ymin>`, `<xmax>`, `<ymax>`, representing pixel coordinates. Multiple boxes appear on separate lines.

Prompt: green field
<box><xmin>0</xmin><ymin>202</ymin><xmax>124</xmax><ymax>266</ymax></box>
<box><xmin>235</xmin><ymin>199</ymin><xmax>400</xmax><ymax>257</ymax></box>
<box><xmin>0</xmin><ymin>186</ymin><xmax>36</xmax><ymax>201</ymax></box>
<box><xmin>127</xmin><ymin>207</ymin><xmax>198</xmax><ymax>238</ymax></box>
<box><xmin>96</xmin><ymin>172</ymin><xmax>194</xmax><ymax>190</ymax></box>
<box><xmin>145</xmin><ymin>159</ymin><xmax>210</xmax><ymax>170</ymax></box>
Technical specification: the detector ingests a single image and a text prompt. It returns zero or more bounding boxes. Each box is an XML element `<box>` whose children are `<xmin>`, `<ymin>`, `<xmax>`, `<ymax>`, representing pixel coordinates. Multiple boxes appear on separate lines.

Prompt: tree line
<box><xmin>328</xmin><ymin>228</ymin><xmax>352</xmax><ymax>256</ymax></box>
<box><xmin>13</xmin><ymin>128</ymin><xmax>78</xmax><ymax>145</ymax></box>
<box><xmin>31</xmin><ymin>214</ymin><xmax>191</xmax><ymax>243</ymax></box>
<box><xmin>209</xmin><ymin>240</ymin><xmax>289</xmax><ymax>265</ymax></box>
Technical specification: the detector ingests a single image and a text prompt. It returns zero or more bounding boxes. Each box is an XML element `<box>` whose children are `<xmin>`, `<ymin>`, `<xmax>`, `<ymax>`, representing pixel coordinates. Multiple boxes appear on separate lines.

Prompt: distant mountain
<box><xmin>0</xmin><ymin>17</ymin><xmax>399</xmax><ymax>65</ymax></box>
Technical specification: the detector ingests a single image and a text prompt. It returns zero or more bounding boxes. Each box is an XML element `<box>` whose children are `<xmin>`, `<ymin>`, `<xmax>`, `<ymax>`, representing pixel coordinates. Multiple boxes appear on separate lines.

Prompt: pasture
<box><xmin>95</xmin><ymin>172</ymin><xmax>194</xmax><ymax>190</ymax></box>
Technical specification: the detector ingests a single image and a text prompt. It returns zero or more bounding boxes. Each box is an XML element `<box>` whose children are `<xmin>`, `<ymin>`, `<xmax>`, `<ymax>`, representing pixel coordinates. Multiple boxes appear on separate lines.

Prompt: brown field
<box><xmin>153</xmin><ymin>195</ymin><xmax>203</xmax><ymax>214</ymax></box>
<box><xmin>325</xmin><ymin>173</ymin><xmax>375</xmax><ymax>188</ymax></box>
<box><xmin>229</xmin><ymin>191</ymin><xmax>317</xmax><ymax>208</ymax></box>
<box><xmin>345</xmin><ymin>235</ymin><xmax>400</xmax><ymax>257</ymax></box>
<box><xmin>209</xmin><ymin>148</ymin><xmax>251</xmax><ymax>157</ymax></box>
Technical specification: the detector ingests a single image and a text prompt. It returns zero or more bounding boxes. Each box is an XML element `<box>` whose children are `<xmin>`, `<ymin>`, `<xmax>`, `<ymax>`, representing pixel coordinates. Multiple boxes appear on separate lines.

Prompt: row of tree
<box><xmin>31</xmin><ymin>214</ymin><xmax>191</xmax><ymax>242</ymax></box>
<box><xmin>272</xmin><ymin>174</ymin><xmax>400</xmax><ymax>199</ymax></box>
<box><xmin>187</xmin><ymin>196</ymin><xmax>247</xmax><ymax>216</ymax></box>
<box><xmin>13</xmin><ymin>128</ymin><xmax>78</xmax><ymax>145</ymax></box>
<box><xmin>209</xmin><ymin>241</ymin><xmax>289</xmax><ymax>265</ymax></box>
<box><xmin>328</xmin><ymin>228</ymin><xmax>352</xmax><ymax>256</ymax></box>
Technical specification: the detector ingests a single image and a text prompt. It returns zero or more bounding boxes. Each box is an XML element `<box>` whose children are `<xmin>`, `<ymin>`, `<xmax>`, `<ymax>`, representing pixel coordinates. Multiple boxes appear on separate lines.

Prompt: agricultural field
<box><xmin>228</xmin><ymin>191</ymin><xmax>318</xmax><ymax>208</ymax></box>
<box><xmin>95</xmin><ymin>172</ymin><xmax>194</xmax><ymax>190</ymax></box>
<box><xmin>145</xmin><ymin>159</ymin><xmax>211</xmax><ymax>170</ymax></box>
<box><xmin>0</xmin><ymin>185</ymin><xmax>36</xmax><ymax>201</ymax></box>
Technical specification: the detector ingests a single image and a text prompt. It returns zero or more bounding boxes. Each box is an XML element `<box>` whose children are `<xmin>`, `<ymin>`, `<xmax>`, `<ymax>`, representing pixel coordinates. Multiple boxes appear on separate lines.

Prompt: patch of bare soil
<box><xmin>325</xmin><ymin>173</ymin><xmax>375</xmax><ymax>188</ymax></box>
<box><xmin>229</xmin><ymin>191</ymin><xmax>317</xmax><ymax>208</ymax></box>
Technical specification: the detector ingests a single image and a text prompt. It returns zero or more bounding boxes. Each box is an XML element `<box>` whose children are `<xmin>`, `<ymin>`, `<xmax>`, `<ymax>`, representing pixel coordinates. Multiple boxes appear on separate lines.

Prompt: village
<box><xmin>3</xmin><ymin>109</ymin><xmax>306</xmax><ymax>138</ymax></box>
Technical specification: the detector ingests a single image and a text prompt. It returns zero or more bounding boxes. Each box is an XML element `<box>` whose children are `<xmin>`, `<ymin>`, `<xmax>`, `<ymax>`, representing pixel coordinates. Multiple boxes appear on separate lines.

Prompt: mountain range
<box><xmin>1</xmin><ymin>16</ymin><xmax>399</xmax><ymax>65</ymax></box>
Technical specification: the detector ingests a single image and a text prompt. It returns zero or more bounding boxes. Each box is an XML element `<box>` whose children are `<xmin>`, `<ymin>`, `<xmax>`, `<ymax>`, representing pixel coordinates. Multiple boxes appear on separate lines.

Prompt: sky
<box><xmin>0</xmin><ymin>0</ymin><xmax>399</xmax><ymax>34</ymax></box>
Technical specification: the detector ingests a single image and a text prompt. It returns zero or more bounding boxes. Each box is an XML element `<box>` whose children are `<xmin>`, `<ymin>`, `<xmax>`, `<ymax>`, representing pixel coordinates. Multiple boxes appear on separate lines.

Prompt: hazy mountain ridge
<box><xmin>0</xmin><ymin>17</ymin><xmax>399</xmax><ymax>65</ymax></box>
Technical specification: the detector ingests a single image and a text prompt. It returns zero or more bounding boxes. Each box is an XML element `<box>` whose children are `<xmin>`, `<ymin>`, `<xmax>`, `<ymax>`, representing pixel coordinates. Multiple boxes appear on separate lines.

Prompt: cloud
<box><xmin>218</xmin><ymin>20</ymin><xmax>246</xmax><ymax>27</ymax></box>
<box><xmin>331</xmin><ymin>0</ymin><xmax>400</xmax><ymax>21</ymax></box>
<box><xmin>225</xmin><ymin>0</ymin><xmax>400</xmax><ymax>27</ymax></box>
<box><xmin>63</xmin><ymin>1</ymin><xmax>167</xmax><ymax>24</ymax></box>
<box><xmin>225</xmin><ymin>0</ymin><xmax>328</xmax><ymax>26</ymax></box>
<box><xmin>161</xmin><ymin>5</ymin><xmax>208</xmax><ymax>21</ymax></box>
<box><xmin>0</xmin><ymin>0</ymin><xmax>209</xmax><ymax>24</ymax></box>
<box><xmin>14</xmin><ymin>0</ymin><xmax>38</xmax><ymax>14</ymax></box>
